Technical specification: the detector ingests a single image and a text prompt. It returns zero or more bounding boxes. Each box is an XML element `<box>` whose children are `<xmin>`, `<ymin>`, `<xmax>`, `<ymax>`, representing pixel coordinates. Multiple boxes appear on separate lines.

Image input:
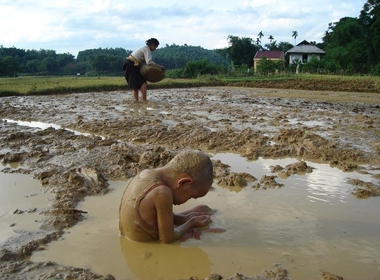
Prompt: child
<box><xmin>119</xmin><ymin>150</ymin><xmax>214</xmax><ymax>244</ymax></box>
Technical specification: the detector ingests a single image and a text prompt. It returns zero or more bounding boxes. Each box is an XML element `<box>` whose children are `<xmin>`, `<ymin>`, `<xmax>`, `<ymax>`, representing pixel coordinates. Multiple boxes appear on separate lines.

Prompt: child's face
<box><xmin>174</xmin><ymin>182</ymin><xmax>211</xmax><ymax>205</ymax></box>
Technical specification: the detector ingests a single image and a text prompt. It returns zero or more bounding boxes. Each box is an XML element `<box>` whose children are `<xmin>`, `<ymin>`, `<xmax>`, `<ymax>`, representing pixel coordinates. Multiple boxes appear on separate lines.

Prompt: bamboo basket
<box><xmin>140</xmin><ymin>64</ymin><xmax>165</xmax><ymax>83</ymax></box>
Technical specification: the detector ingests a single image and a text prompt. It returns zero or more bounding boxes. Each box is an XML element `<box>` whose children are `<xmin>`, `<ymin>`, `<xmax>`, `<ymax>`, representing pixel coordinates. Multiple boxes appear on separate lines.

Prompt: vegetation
<box><xmin>256</xmin><ymin>56</ymin><xmax>286</xmax><ymax>75</ymax></box>
<box><xmin>154</xmin><ymin>44</ymin><xmax>229</xmax><ymax>69</ymax></box>
<box><xmin>0</xmin><ymin>0</ymin><xmax>379</xmax><ymax>78</ymax></box>
<box><xmin>0</xmin><ymin>48</ymin><xmax>75</xmax><ymax>76</ymax></box>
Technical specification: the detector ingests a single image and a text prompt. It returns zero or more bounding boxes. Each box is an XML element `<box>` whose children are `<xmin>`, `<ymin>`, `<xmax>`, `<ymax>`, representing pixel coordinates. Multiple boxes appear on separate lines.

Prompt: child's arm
<box><xmin>154</xmin><ymin>187</ymin><xmax>211</xmax><ymax>243</ymax></box>
<box><xmin>173</xmin><ymin>204</ymin><xmax>214</xmax><ymax>225</ymax></box>
<box><xmin>173</xmin><ymin>212</ymin><xmax>207</xmax><ymax>225</ymax></box>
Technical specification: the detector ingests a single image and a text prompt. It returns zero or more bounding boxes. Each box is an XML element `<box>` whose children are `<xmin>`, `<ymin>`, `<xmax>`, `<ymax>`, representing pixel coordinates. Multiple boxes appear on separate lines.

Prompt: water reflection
<box><xmin>4</xmin><ymin>119</ymin><xmax>62</xmax><ymax>130</ymax></box>
<box><xmin>212</xmin><ymin>153</ymin><xmax>356</xmax><ymax>204</ymax></box>
<box><xmin>2</xmin><ymin>119</ymin><xmax>101</xmax><ymax>139</ymax></box>
<box><xmin>304</xmin><ymin>165</ymin><xmax>349</xmax><ymax>204</ymax></box>
<box><xmin>119</xmin><ymin>237</ymin><xmax>211</xmax><ymax>280</ymax></box>
<box><xmin>288</xmin><ymin>118</ymin><xmax>325</xmax><ymax>127</ymax></box>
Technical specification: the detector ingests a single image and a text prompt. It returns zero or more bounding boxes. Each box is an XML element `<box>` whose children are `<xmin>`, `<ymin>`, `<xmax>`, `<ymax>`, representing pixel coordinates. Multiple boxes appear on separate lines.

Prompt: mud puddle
<box><xmin>1</xmin><ymin>87</ymin><xmax>379</xmax><ymax>279</ymax></box>
<box><xmin>29</xmin><ymin>154</ymin><xmax>380</xmax><ymax>280</ymax></box>
<box><xmin>0</xmin><ymin>165</ymin><xmax>54</xmax><ymax>243</ymax></box>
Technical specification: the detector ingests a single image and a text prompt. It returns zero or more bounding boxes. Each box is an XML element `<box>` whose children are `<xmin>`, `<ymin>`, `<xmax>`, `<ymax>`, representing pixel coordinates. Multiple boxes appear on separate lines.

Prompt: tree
<box><xmin>359</xmin><ymin>0</ymin><xmax>380</xmax><ymax>68</ymax></box>
<box><xmin>1</xmin><ymin>55</ymin><xmax>19</xmax><ymax>76</ymax></box>
<box><xmin>321</xmin><ymin>46</ymin><xmax>351</xmax><ymax>72</ymax></box>
<box><xmin>264</xmin><ymin>41</ymin><xmax>278</xmax><ymax>51</ymax></box>
<box><xmin>257</xmin><ymin>56</ymin><xmax>276</xmax><ymax>75</ymax></box>
<box><xmin>38</xmin><ymin>57</ymin><xmax>57</xmax><ymax>72</ymax></box>
<box><xmin>222</xmin><ymin>35</ymin><xmax>259</xmax><ymax>67</ymax></box>
<box><xmin>255</xmin><ymin>38</ymin><xmax>261</xmax><ymax>46</ymax></box>
<box><xmin>25</xmin><ymin>59</ymin><xmax>40</xmax><ymax>73</ymax></box>
<box><xmin>262</xmin><ymin>40</ymin><xmax>293</xmax><ymax>59</ymax></box>
<box><xmin>89</xmin><ymin>55</ymin><xmax>106</xmax><ymax>71</ymax></box>
<box><xmin>303</xmin><ymin>55</ymin><xmax>322</xmax><ymax>73</ymax></box>
<box><xmin>182</xmin><ymin>59</ymin><xmax>222</xmax><ymax>78</ymax></box>
<box><xmin>156</xmin><ymin>44</ymin><xmax>229</xmax><ymax>69</ymax></box>
<box><xmin>322</xmin><ymin>17</ymin><xmax>367</xmax><ymax>72</ymax></box>
<box><xmin>277</xmin><ymin>41</ymin><xmax>294</xmax><ymax>52</ymax></box>
<box><xmin>292</xmin><ymin>30</ymin><xmax>298</xmax><ymax>45</ymax></box>
<box><xmin>257</xmin><ymin>31</ymin><xmax>264</xmax><ymax>49</ymax></box>
<box><xmin>328</xmin><ymin>17</ymin><xmax>365</xmax><ymax>47</ymax></box>
<box><xmin>268</xmin><ymin>35</ymin><xmax>274</xmax><ymax>43</ymax></box>
<box><xmin>56</xmin><ymin>53</ymin><xmax>75</xmax><ymax>68</ymax></box>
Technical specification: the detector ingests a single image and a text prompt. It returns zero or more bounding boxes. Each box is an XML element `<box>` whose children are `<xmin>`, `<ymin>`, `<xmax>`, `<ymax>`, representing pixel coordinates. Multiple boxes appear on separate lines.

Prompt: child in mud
<box><xmin>119</xmin><ymin>150</ymin><xmax>215</xmax><ymax>244</ymax></box>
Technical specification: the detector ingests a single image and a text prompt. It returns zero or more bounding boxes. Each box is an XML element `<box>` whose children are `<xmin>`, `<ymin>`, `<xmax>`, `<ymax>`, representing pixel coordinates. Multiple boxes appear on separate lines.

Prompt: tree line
<box><xmin>0</xmin><ymin>0</ymin><xmax>379</xmax><ymax>77</ymax></box>
<box><xmin>318</xmin><ymin>0</ymin><xmax>380</xmax><ymax>74</ymax></box>
<box><xmin>0</xmin><ymin>44</ymin><xmax>230</xmax><ymax>77</ymax></box>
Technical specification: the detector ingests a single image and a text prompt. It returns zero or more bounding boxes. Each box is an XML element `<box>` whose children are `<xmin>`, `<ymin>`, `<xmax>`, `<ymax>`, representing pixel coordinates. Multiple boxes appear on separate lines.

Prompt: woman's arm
<box><xmin>142</xmin><ymin>46</ymin><xmax>155</xmax><ymax>65</ymax></box>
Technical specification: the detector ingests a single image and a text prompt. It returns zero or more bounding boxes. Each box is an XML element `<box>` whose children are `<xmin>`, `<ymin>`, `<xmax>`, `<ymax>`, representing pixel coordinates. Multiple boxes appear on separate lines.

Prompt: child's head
<box><xmin>166</xmin><ymin>150</ymin><xmax>213</xmax><ymax>204</ymax></box>
<box><xmin>167</xmin><ymin>150</ymin><xmax>213</xmax><ymax>184</ymax></box>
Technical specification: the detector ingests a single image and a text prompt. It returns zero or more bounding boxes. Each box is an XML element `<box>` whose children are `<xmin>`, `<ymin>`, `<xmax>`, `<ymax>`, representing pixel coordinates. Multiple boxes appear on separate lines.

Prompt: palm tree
<box><xmin>257</xmin><ymin>31</ymin><xmax>264</xmax><ymax>50</ymax></box>
<box><xmin>292</xmin><ymin>30</ymin><xmax>298</xmax><ymax>45</ymax></box>
<box><xmin>268</xmin><ymin>35</ymin><xmax>274</xmax><ymax>43</ymax></box>
<box><xmin>256</xmin><ymin>38</ymin><xmax>261</xmax><ymax>46</ymax></box>
<box><xmin>258</xmin><ymin>31</ymin><xmax>264</xmax><ymax>40</ymax></box>
<box><xmin>257</xmin><ymin>31</ymin><xmax>264</xmax><ymax>43</ymax></box>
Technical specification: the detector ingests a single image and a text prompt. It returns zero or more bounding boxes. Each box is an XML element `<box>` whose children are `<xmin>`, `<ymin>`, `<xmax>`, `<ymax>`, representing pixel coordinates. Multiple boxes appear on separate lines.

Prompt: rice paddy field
<box><xmin>0</xmin><ymin>74</ymin><xmax>379</xmax><ymax>96</ymax></box>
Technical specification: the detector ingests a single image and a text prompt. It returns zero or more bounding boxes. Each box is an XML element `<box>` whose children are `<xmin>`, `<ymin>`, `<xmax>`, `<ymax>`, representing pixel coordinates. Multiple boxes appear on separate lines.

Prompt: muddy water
<box><xmin>1</xmin><ymin>87</ymin><xmax>380</xmax><ymax>279</ymax></box>
<box><xmin>3</xmin><ymin>119</ymin><xmax>100</xmax><ymax>138</ymax></box>
<box><xmin>30</xmin><ymin>154</ymin><xmax>380</xmax><ymax>280</ymax></box>
<box><xmin>0</xmin><ymin>165</ymin><xmax>53</xmax><ymax>243</ymax></box>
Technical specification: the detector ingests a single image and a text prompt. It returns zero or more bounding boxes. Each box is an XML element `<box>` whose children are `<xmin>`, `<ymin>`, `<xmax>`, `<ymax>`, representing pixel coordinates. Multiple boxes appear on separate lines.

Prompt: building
<box><xmin>253</xmin><ymin>51</ymin><xmax>285</xmax><ymax>73</ymax></box>
<box><xmin>286</xmin><ymin>40</ymin><xmax>325</xmax><ymax>64</ymax></box>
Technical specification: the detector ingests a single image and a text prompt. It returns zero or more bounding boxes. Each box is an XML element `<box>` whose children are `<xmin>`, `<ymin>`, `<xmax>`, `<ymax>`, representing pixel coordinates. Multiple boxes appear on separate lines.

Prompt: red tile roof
<box><xmin>254</xmin><ymin>51</ymin><xmax>284</xmax><ymax>59</ymax></box>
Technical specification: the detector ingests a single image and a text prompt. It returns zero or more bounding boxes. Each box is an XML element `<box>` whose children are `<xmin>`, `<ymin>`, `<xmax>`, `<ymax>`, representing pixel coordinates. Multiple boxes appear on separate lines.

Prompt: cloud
<box><xmin>0</xmin><ymin>0</ymin><xmax>366</xmax><ymax>56</ymax></box>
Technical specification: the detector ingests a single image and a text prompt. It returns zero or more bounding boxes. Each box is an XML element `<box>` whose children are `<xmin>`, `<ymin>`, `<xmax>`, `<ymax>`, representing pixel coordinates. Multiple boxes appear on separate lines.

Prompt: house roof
<box><xmin>254</xmin><ymin>51</ymin><xmax>284</xmax><ymax>60</ymax></box>
<box><xmin>285</xmin><ymin>40</ymin><xmax>325</xmax><ymax>55</ymax></box>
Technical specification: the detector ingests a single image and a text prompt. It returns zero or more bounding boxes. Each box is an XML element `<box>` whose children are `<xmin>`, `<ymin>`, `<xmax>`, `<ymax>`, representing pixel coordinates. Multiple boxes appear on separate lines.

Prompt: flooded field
<box><xmin>0</xmin><ymin>165</ymin><xmax>53</xmax><ymax>244</ymax></box>
<box><xmin>0</xmin><ymin>87</ymin><xmax>379</xmax><ymax>280</ymax></box>
<box><xmin>26</xmin><ymin>155</ymin><xmax>379</xmax><ymax>280</ymax></box>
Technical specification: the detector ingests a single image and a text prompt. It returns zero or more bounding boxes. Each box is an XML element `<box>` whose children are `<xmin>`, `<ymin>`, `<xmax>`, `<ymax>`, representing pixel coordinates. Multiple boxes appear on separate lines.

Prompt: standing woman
<box><xmin>123</xmin><ymin>38</ymin><xmax>163</xmax><ymax>102</ymax></box>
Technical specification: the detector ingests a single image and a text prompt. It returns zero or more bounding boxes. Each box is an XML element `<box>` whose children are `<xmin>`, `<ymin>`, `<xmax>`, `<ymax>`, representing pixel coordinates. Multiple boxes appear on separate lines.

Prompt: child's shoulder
<box><xmin>144</xmin><ymin>183</ymin><xmax>172</xmax><ymax>205</ymax></box>
<box><xmin>139</xmin><ymin>168</ymin><xmax>157</xmax><ymax>178</ymax></box>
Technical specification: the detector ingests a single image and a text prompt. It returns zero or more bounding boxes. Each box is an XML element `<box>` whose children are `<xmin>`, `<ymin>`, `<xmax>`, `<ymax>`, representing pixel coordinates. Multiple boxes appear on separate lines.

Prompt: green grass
<box><xmin>0</xmin><ymin>76</ymin><xmax>126</xmax><ymax>96</ymax></box>
<box><xmin>0</xmin><ymin>74</ymin><xmax>379</xmax><ymax>97</ymax></box>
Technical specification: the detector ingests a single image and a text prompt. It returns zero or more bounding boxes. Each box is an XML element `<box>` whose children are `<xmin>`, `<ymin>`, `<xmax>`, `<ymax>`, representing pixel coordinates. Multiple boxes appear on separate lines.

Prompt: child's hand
<box><xmin>180</xmin><ymin>226</ymin><xmax>226</xmax><ymax>242</ymax></box>
<box><xmin>190</xmin><ymin>214</ymin><xmax>211</xmax><ymax>228</ymax></box>
<box><xmin>180</xmin><ymin>228</ymin><xmax>202</xmax><ymax>241</ymax></box>
<box><xmin>174</xmin><ymin>212</ymin><xmax>205</xmax><ymax>225</ymax></box>
<box><xmin>185</xmin><ymin>212</ymin><xmax>207</xmax><ymax>220</ymax></box>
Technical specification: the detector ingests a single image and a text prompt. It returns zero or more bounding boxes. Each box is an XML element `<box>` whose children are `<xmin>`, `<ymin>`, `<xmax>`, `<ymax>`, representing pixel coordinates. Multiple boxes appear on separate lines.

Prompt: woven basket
<box><xmin>140</xmin><ymin>64</ymin><xmax>165</xmax><ymax>83</ymax></box>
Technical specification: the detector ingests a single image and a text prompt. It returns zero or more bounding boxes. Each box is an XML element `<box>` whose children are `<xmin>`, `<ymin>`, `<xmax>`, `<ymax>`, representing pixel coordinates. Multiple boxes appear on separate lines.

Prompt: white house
<box><xmin>286</xmin><ymin>40</ymin><xmax>325</xmax><ymax>64</ymax></box>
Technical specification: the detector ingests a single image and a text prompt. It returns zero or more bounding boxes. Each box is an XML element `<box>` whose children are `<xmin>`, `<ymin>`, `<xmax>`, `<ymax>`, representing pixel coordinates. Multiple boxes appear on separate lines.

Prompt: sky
<box><xmin>0</xmin><ymin>0</ymin><xmax>366</xmax><ymax>57</ymax></box>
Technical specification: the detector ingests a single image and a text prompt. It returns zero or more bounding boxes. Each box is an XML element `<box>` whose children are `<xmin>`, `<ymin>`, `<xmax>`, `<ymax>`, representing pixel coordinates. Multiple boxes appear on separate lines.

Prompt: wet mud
<box><xmin>0</xmin><ymin>86</ymin><xmax>379</xmax><ymax>279</ymax></box>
